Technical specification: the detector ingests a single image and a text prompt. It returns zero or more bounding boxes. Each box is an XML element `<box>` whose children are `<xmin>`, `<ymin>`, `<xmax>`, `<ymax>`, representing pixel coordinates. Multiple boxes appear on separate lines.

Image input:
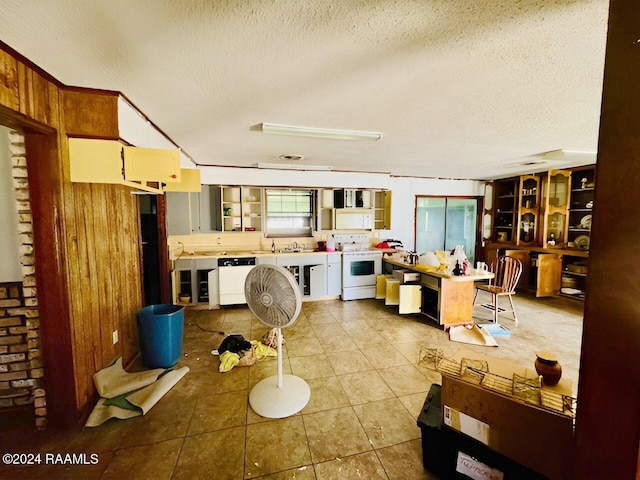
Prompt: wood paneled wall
<box><xmin>1</xmin><ymin>43</ymin><xmax>144</xmax><ymax>426</ymax></box>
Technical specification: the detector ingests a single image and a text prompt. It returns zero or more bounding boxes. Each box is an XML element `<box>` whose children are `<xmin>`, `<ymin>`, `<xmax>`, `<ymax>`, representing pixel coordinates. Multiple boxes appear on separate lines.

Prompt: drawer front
<box><xmin>421</xmin><ymin>274</ymin><xmax>439</xmax><ymax>289</ymax></box>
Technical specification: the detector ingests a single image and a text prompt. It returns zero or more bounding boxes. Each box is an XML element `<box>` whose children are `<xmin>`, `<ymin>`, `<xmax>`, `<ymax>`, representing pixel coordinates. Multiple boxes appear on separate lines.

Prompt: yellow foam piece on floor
<box><xmin>219</xmin><ymin>351</ymin><xmax>240</xmax><ymax>372</ymax></box>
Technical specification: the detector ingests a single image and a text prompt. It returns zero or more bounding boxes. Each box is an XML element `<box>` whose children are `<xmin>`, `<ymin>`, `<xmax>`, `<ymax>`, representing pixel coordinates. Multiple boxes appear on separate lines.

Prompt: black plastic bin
<box><xmin>417</xmin><ymin>383</ymin><xmax>546</xmax><ymax>480</ymax></box>
<box><xmin>136</xmin><ymin>304</ymin><xmax>185</xmax><ymax>368</ymax></box>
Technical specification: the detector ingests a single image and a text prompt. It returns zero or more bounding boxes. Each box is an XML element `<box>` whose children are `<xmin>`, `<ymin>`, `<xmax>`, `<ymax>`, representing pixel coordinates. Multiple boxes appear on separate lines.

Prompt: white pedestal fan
<box><xmin>245</xmin><ymin>264</ymin><xmax>310</xmax><ymax>418</ymax></box>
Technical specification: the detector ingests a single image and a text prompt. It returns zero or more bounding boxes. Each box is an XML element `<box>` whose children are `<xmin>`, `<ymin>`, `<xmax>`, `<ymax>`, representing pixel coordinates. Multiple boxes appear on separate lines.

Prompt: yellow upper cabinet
<box><xmin>69</xmin><ymin>138</ymin><xmax>185</xmax><ymax>192</ymax></box>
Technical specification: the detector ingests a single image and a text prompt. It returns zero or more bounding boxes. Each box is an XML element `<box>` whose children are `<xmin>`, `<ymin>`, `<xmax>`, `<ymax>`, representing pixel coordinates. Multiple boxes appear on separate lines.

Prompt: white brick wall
<box><xmin>0</xmin><ymin>130</ymin><xmax>47</xmax><ymax>430</ymax></box>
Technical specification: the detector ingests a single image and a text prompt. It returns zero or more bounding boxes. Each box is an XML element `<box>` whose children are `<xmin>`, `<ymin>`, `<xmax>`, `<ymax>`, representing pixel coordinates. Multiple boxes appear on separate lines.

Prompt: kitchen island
<box><xmin>382</xmin><ymin>257</ymin><xmax>493</xmax><ymax>327</ymax></box>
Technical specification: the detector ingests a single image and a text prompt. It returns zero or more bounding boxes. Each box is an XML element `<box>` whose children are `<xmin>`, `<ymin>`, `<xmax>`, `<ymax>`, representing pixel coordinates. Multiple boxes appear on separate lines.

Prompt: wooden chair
<box><xmin>474</xmin><ymin>256</ymin><xmax>523</xmax><ymax>326</ymax></box>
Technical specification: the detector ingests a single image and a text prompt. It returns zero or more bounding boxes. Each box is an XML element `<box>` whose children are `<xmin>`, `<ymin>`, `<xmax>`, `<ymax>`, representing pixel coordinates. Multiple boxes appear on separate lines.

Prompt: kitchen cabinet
<box><xmin>326</xmin><ymin>253</ymin><xmax>342</xmax><ymax>296</ymax></box>
<box><xmin>505</xmin><ymin>249</ymin><xmax>562</xmax><ymax>297</ymax></box>
<box><xmin>567</xmin><ymin>165</ymin><xmax>595</xmax><ymax>252</ymax></box>
<box><xmin>492</xmin><ymin>177</ymin><xmax>518</xmax><ymax>243</ymax></box>
<box><xmin>218</xmin><ymin>186</ymin><xmax>264</xmax><ymax>232</ymax></box>
<box><xmin>541</xmin><ymin>170</ymin><xmax>571</xmax><ymax>248</ymax></box>
<box><xmin>373</xmin><ymin>190</ymin><xmax>392</xmax><ymax>230</ymax></box>
<box><xmin>516</xmin><ymin>175</ymin><xmax>541</xmax><ymax>246</ymax></box>
<box><xmin>166</xmin><ymin>191</ymin><xmax>202</xmax><ymax>234</ymax></box>
<box><xmin>68</xmin><ymin>138</ymin><xmax>181</xmax><ymax>193</ymax></box>
<box><xmin>172</xmin><ymin>258</ymin><xmax>218</xmax><ymax>304</ymax></box>
<box><xmin>316</xmin><ymin>188</ymin><xmax>391</xmax><ymax>231</ymax></box>
<box><xmin>276</xmin><ymin>254</ymin><xmax>327</xmax><ymax>299</ymax></box>
<box><xmin>560</xmin><ymin>253</ymin><xmax>589</xmax><ymax>300</ymax></box>
<box><xmin>172</xmin><ymin>259</ymin><xmax>194</xmax><ymax>304</ymax></box>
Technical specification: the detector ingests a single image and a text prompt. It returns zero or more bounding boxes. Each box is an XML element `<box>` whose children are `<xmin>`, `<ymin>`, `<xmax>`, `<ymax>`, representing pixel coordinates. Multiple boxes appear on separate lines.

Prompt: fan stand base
<box><xmin>249</xmin><ymin>374</ymin><xmax>311</xmax><ymax>419</ymax></box>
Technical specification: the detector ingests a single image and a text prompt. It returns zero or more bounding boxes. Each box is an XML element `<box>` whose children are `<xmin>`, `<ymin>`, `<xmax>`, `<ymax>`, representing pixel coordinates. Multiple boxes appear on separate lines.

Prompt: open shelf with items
<box><xmin>219</xmin><ymin>186</ymin><xmax>264</xmax><ymax>232</ymax></box>
<box><xmin>492</xmin><ymin>177</ymin><xmax>518</xmax><ymax>243</ymax></box>
<box><xmin>567</xmin><ymin>166</ymin><xmax>595</xmax><ymax>252</ymax></box>
<box><xmin>241</xmin><ymin>187</ymin><xmax>263</xmax><ymax>232</ymax></box>
<box><xmin>373</xmin><ymin>190</ymin><xmax>392</xmax><ymax>230</ymax></box>
<box><xmin>560</xmin><ymin>252</ymin><xmax>589</xmax><ymax>300</ymax></box>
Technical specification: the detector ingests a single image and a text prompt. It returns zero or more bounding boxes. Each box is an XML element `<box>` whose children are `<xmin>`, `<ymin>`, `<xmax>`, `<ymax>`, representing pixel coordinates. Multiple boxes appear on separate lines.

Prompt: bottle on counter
<box><xmin>327</xmin><ymin>235</ymin><xmax>336</xmax><ymax>252</ymax></box>
<box><xmin>452</xmin><ymin>260</ymin><xmax>463</xmax><ymax>276</ymax></box>
<box><xmin>271</xmin><ymin>239</ymin><xmax>275</xmax><ymax>253</ymax></box>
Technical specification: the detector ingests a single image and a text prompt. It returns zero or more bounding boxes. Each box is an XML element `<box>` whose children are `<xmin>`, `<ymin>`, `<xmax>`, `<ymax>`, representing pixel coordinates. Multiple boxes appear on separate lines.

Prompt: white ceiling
<box><xmin>0</xmin><ymin>1</ymin><xmax>608</xmax><ymax>180</ymax></box>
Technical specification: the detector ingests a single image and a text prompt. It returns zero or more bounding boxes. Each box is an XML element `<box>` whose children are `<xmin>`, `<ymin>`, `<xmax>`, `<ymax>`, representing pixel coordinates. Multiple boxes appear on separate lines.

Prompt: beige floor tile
<box><xmin>1</xmin><ymin>293</ymin><xmax>585</xmax><ymax>480</ymax></box>
<box><xmin>347</xmin><ymin>329</ymin><xmax>391</xmax><ymax>349</ymax></box>
<box><xmin>321</xmin><ymin>335</ymin><xmax>359</xmax><ymax>354</ymax></box>
<box><xmin>377</xmin><ymin>364</ymin><xmax>432</xmax><ymax>397</ymax></box>
<box><xmin>286</xmin><ymin>335</ymin><xmax>324</xmax><ymax>358</ymax></box>
<box><xmin>338</xmin><ymin>370</ymin><xmax>396</xmax><ymax>405</ymax></box>
<box><xmin>303</xmin><ymin>407</ymin><xmax>372</xmax><ymax>463</ymax></box>
<box><xmin>326</xmin><ymin>349</ymin><xmax>374</xmax><ymax>375</ymax></box>
<box><xmin>307</xmin><ymin>312</ymin><xmax>338</xmax><ymax>325</ymax></box>
<box><xmin>290</xmin><ymin>353</ymin><xmax>336</xmax><ymax>379</ymax></box>
<box><xmin>118</xmin><ymin>394</ymin><xmax>197</xmax><ymax>448</ymax></box>
<box><xmin>249</xmin><ymin>357</ymin><xmax>291</xmax><ymax>388</ymax></box>
<box><xmin>302</xmin><ymin>376</ymin><xmax>350</xmax><ymax>414</ymax></box>
<box><xmin>245</xmin><ymin>416</ymin><xmax>312</xmax><ymax>478</ymax></box>
<box><xmin>173</xmin><ymin>427</ymin><xmax>245</xmax><ymax>480</ymax></box>
<box><xmin>314</xmin><ymin>451</ymin><xmax>389</xmax><ymax>479</ymax></box>
<box><xmin>377</xmin><ymin>439</ymin><xmax>437</xmax><ymax>480</ymax></box>
<box><xmin>100</xmin><ymin>438</ymin><xmax>183</xmax><ymax>480</ymax></box>
<box><xmin>352</xmin><ymin>398</ymin><xmax>421</xmax><ymax>448</ymax></box>
<box><xmin>398</xmin><ymin>391</ymin><xmax>432</xmax><ymax>420</ymax></box>
<box><xmin>188</xmin><ymin>390</ymin><xmax>248</xmax><ymax>435</ymax></box>
<box><xmin>361</xmin><ymin>343</ymin><xmax>411</xmax><ymax>369</ymax></box>
<box><xmin>254</xmin><ymin>465</ymin><xmax>318</xmax><ymax>479</ymax></box>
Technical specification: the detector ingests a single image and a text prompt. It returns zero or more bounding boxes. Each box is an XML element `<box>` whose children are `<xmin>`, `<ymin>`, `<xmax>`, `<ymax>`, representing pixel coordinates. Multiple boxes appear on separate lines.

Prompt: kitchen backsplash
<box><xmin>167</xmin><ymin>232</ymin><xmax>379</xmax><ymax>257</ymax></box>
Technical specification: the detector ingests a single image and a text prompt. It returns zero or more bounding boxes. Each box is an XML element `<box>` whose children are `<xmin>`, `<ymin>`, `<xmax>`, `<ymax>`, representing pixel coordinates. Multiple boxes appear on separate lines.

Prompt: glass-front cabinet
<box><xmin>516</xmin><ymin>175</ymin><xmax>540</xmax><ymax>246</ymax></box>
<box><xmin>492</xmin><ymin>178</ymin><xmax>518</xmax><ymax>243</ymax></box>
<box><xmin>541</xmin><ymin>170</ymin><xmax>571</xmax><ymax>248</ymax></box>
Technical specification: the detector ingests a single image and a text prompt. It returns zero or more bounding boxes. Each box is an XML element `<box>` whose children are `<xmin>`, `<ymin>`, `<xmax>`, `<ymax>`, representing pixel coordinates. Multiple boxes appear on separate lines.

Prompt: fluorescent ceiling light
<box><xmin>261</xmin><ymin>123</ymin><xmax>381</xmax><ymax>141</ymax></box>
<box><xmin>257</xmin><ymin>163</ymin><xmax>333</xmax><ymax>171</ymax></box>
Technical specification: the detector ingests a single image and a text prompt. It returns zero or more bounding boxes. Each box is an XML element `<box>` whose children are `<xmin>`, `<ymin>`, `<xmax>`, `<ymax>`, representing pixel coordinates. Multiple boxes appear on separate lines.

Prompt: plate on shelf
<box><xmin>574</xmin><ymin>235</ymin><xmax>590</xmax><ymax>251</ymax></box>
<box><xmin>579</xmin><ymin>214</ymin><xmax>592</xmax><ymax>230</ymax></box>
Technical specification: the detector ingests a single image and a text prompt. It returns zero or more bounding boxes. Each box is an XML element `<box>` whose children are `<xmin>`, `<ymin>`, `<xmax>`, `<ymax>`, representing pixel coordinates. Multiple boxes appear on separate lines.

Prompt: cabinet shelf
<box><xmin>571</xmin><ymin>187</ymin><xmax>595</xmax><ymax>192</ymax></box>
<box><xmin>563</xmin><ymin>270</ymin><xmax>587</xmax><ymax>277</ymax></box>
<box><xmin>569</xmin><ymin>208</ymin><xmax>592</xmax><ymax>212</ymax></box>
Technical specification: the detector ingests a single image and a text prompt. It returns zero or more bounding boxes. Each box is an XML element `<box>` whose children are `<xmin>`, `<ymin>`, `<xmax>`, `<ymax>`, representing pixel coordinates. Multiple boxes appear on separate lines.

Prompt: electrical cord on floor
<box><xmin>185</xmin><ymin>320</ymin><xmax>224</xmax><ymax>334</ymax></box>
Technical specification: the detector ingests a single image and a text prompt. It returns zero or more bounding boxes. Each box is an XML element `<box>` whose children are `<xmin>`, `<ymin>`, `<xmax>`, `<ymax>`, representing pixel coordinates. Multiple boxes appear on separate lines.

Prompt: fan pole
<box><xmin>277</xmin><ymin>327</ymin><xmax>283</xmax><ymax>388</ymax></box>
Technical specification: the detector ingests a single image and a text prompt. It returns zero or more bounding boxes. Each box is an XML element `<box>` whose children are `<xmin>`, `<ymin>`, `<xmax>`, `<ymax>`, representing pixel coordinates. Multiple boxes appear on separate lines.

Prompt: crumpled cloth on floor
<box><xmin>218</xmin><ymin>341</ymin><xmax>278</xmax><ymax>372</ymax></box>
<box><xmin>250</xmin><ymin>340</ymin><xmax>277</xmax><ymax>359</ymax></box>
<box><xmin>219</xmin><ymin>351</ymin><xmax>240</xmax><ymax>372</ymax></box>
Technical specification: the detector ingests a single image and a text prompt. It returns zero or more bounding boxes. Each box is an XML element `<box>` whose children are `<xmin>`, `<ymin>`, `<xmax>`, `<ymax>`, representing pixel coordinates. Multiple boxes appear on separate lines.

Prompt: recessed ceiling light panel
<box><xmin>261</xmin><ymin>123</ymin><xmax>381</xmax><ymax>141</ymax></box>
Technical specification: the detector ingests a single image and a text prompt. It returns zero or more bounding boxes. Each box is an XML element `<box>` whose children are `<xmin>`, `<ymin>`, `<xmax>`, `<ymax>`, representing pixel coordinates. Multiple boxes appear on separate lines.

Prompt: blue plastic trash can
<box><xmin>136</xmin><ymin>304</ymin><xmax>185</xmax><ymax>368</ymax></box>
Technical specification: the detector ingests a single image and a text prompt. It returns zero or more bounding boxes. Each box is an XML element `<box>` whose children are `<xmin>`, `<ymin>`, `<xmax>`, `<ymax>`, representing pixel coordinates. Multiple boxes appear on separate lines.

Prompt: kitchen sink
<box><xmin>277</xmin><ymin>248</ymin><xmax>316</xmax><ymax>253</ymax></box>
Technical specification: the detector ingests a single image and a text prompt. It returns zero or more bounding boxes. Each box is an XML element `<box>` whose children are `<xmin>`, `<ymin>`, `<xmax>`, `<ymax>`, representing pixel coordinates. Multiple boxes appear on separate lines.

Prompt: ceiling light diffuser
<box><xmin>261</xmin><ymin>123</ymin><xmax>381</xmax><ymax>141</ymax></box>
<box><xmin>257</xmin><ymin>163</ymin><xmax>333</xmax><ymax>171</ymax></box>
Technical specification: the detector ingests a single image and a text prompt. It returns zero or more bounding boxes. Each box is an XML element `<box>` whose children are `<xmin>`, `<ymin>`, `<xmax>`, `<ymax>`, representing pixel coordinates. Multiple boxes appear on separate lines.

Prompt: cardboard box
<box><xmin>440</xmin><ymin>351</ymin><xmax>574</xmax><ymax>480</ymax></box>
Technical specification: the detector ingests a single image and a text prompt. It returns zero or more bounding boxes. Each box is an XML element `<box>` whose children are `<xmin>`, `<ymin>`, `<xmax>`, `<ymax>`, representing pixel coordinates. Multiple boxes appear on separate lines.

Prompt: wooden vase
<box><xmin>534</xmin><ymin>350</ymin><xmax>562</xmax><ymax>386</ymax></box>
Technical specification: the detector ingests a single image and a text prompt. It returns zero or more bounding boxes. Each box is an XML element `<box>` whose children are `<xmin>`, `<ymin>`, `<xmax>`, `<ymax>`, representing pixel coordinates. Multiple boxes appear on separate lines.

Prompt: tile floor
<box><xmin>0</xmin><ymin>290</ymin><xmax>584</xmax><ymax>479</ymax></box>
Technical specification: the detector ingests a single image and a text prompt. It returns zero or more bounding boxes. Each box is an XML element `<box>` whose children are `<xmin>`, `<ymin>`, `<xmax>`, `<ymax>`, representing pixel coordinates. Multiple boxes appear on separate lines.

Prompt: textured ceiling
<box><xmin>0</xmin><ymin>0</ymin><xmax>608</xmax><ymax>180</ymax></box>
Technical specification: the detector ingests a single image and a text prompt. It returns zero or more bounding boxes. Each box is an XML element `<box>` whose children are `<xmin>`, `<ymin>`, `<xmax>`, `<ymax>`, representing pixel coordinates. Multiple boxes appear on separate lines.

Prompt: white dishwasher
<box><xmin>217</xmin><ymin>257</ymin><xmax>257</xmax><ymax>305</ymax></box>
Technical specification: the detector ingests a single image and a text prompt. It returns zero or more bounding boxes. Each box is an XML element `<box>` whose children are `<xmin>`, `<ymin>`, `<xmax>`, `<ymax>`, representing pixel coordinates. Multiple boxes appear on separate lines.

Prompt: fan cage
<box><xmin>245</xmin><ymin>264</ymin><xmax>302</xmax><ymax>328</ymax></box>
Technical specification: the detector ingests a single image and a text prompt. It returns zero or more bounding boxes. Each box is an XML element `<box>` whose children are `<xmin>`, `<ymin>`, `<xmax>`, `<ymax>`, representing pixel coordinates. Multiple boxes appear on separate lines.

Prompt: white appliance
<box><xmin>334</xmin><ymin>208</ymin><xmax>374</xmax><ymax>230</ymax></box>
<box><xmin>337</xmin><ymin>234</ymin><xmax>382</xmax><ymax>300</ymax></box>
<box><xmin>217</xmin><ymin>257</ymin><xmax>256</xmax><ymax>305</ymax></box>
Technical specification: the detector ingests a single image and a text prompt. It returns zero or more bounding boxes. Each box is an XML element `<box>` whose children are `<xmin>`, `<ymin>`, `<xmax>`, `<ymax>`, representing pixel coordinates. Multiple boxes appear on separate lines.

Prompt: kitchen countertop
<box><xmin>171</xmin><ymin>250</ymin><xmax>343</xmax><ymax>260</ymax></box>
<box><xmin>383</xmin><ymin>257</ymin><xmax>494</xmax><ymax>281</ymax></box>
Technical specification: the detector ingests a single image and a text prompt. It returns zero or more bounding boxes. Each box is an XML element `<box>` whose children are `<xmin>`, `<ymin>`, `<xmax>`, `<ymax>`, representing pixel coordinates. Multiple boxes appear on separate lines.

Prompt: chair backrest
<box><xmin>490</xmin><ymin>256</ymin><xmax>523</xmax><ymax>292</ymax></box>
